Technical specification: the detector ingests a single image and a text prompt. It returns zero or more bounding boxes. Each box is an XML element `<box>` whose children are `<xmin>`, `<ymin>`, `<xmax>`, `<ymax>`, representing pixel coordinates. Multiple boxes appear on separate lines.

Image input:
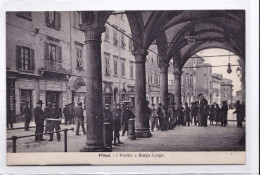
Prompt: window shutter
<box><xmin>44</xmin><ymin>42</ymin><xmax>49</xmax><ymax>60</ymax></box>
<box><xmin>30</xmin><ymin>49</ymin><xmax>35</xmax><ymax>71</ymax></box>
<box><xmin>56</xmin><ymin>12</ymin><xmax>61</xmax><ymax>30</ymax></box>
<box><xmin>45</xmin><ymin>12</ymin><xmax>49</xmax><ymax>25</ymax></box>
<box><xmin>16</xmin><ymin>46</ymin><xmax>22</xmax><ymax>69</ymax></box>
<box><xmin>57</xmin><ymin>46</ymin><xmax>62</xmax><ymax>62</ymax></box>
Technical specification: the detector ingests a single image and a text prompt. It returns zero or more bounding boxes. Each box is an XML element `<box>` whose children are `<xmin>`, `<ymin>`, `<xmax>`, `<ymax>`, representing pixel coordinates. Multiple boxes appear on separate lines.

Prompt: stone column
<box><xmin>173</xmin><ymin>68</ymin><xmax>182</xmax><ymax>106</ymax></box>
<box><xmin>132</xmin><ymin>49</ymin><xmax>152</xmax><ymax>138</ymax></box>
<box><xmin>159</xmin><ymin>60</ymin><xmax>169</xmax><ymax>108</ymax></box>
<box><xmin>81</xmin><ymin>25</ymin><xmax>106</xmax><ymax>152</ymax></box>
<box><xmin>159</xmin><ymin>59</ymin><xmax>169</xmax><ymax>131</ymax></box>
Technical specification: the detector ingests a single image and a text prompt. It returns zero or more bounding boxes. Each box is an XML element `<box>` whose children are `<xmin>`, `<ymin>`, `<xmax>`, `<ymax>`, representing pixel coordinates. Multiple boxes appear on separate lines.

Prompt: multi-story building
<box><xmin>212</xmin><ymin>73</ymin><xmax>223</xmax><ymax>105</ymax></box>
<box><xmin>221</xmin><ymin>78</ymin><xmax>233</xmax><ymax>104</ymax></box>
<box><xmin>6</xmin><ymin>11</ymin><xmax>159</xmax><ymax>121</ymax></box>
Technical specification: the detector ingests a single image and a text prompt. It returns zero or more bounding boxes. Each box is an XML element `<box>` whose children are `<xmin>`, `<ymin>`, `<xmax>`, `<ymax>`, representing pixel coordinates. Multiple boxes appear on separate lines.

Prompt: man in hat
<box><xmin>169</xmin><ymin>102</ymin><xmax>177</xmax><ymax>129</ymax></box>
<box><xmin>177</xmin><ymin>103</ymin><xmax>184</xmax><ymax>126</ymax></box>
<box><xmin>74</xmin><ymin>102</ymin><xmax>86</xmax><ymax>136</ymax></box>
<box><xmin>221</xmin><ymin>101</ymin><xmax>228</xmax><ymax>126</ymax></box>
<box><xmin>184</xmin><ymin>103</ymin><xmax>191</xmax><ymax>126</ymax></box>
<box><xmin>21</xmin><ymin>101</ymin><xmax>32</xmax><ymax>131</ymax></box>
<box><xmin>112</xmin><ymin>103</ymin><xmax>123</xmax><ymax>145</ymax></box>
<box><xmin>156</xmin><ymin>103</ymin><xmax>163</xmax><ymax>131</ymax></box>
<box><xmin>121</xmin><ymin>104</ymin><xmax>135</xmax><ymax>136</ymax></box>
<box><xmin>191</xmin><ymin>102</ymin><xmax>198</xmax><ymax>125</ymax></box>
<box><xmin>150</xmin><ymin>103</ymin><xmax>158</xmax><ymax>132</ymax></box>
<box><xmin>33</xmin><ymin>100</ymin><xmax>45</xmax><ymax>142</ymax></box>
<box><xmin>233</xmin><ymin>100</ymin><xmax>243</xmax><ymax>127</ymax></box>
<box><xmin>48</xmin><ymin>102</ymin><xmax>62</xmax><ymax>141</ymax></box>
<box><xmin>104</xmin><ymin>104</ymin><xmax>113</xmax><ymax>148</ymax></box>
<box><xmin>63</xmin><ymin>104</ymin><xmax>70</xmax><ymax>126</ymax></box>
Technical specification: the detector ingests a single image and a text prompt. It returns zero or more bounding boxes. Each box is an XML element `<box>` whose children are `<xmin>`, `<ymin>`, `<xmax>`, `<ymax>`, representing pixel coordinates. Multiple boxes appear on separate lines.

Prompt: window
<box><xmin>121</xmin><ymin>59</ymin><xmax>125</xmax><ymax>77</ymax></box>
<box><xmin>45</xmin><ymin>11</ymin><xmax>61</xmax><ymax>30</ymax></box>
<box><xmin>121</xmin><ymin>32</ymin><xmax>126</xmax><ymax>48</ymax></box>
<box><xmin>105</xmin><ymin>26</ymin><xmax>109</xmax><ymax>41</ymax></box>
<box><xmin>130</xmin><ymin>62</ymin><xmax>134</xmax><ymax>79</ymax></box>
<box><xmin>76</xmin><ymin>44</ymin><xmax>83</xmax><ymax>69</ymax></box>
<box><xmin>113</xmin><ymin>57</ymin><xmax>118</xmax><ymax>76</ymax></box>
<box><xmin>105</xmin><ymin>53</ymin><xmax>110</xmax><ymax>75</ymax></box>
<box><xmin>16</xmin><ymin>46</ymin><xmax>34</xmax><ymax>71</ymax></box>
<box><xmin>113</xmin><ymin>28</ymin><xmax>118</xmax><ymax>45</ymax></box>
<box><xmin>129</xmin><ymin>38</ymin><xmax>133</xmax><ymax>51</ymax></box>
<box><xmin>44</xmin><ymin>42</ymin><xmax>62</xmax><ymax>62</ymax></box>
<box><xmin>74</xmin><ymin>11</ymin><xmax>82</xmax><ymax>29</ymax></box>
<box><xmin>16</xmin><ymin>12</ymin><xmax>32</xmax><ymax>20</ymax></box>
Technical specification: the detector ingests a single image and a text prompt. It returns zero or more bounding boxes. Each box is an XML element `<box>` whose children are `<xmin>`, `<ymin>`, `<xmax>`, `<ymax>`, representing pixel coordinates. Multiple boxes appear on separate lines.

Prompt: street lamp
<box><xmin>236</xmin><ymin>66</ymin><xmax>241</xmax><ymax>77</ymax></box>
<box><xmin>227</xmin><ymin>51</ymin><xmax>232</xmax><ymax>74</ymax></box>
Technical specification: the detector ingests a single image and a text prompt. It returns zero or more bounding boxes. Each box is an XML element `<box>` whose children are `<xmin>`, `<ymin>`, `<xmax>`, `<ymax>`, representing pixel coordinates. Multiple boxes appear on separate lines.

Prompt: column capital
<box><xmin>81</xmin><ymin>23</ymin><xmax>106</xmax><ymax>43</ymax></box>
<box><xmin>132</xmin><ymin>49</ymin><xmax>148</xmax><ymax>62</ymax></box>
<box><xmin>173</xmin><ymin>70</ymin><xmax>182</xmax><ymax>78</ymax></box>
<box><xmin>158</xmin><ymin>59</ymin><xmax>169</xmax><ymax>69</ymax></box>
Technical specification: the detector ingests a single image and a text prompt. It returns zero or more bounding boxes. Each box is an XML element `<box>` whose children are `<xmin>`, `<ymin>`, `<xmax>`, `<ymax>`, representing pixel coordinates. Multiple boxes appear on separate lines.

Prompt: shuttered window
<box><xmin>16</xmin><ymin>46</ymin><xmax>34</xmax><ymax>71</ymax></box>
<box><xmin>44</xmin><ymin>42</ymin><xmax>62</xmax><ymax>62</ymax></box>
<box><xmin>45</xmin><ymin>11</ymin><xmax>61</xmax><ymax>30</ymax></box>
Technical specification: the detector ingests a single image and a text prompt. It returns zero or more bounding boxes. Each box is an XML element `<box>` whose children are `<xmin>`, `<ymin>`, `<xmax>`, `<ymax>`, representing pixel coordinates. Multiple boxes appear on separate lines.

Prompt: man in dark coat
<box><xmin>177</xmin><ymin>103</ymin><xmax>184</xmax><ymax>126</ymax></box>
<box><xmin>184</xmin><ymin>103</ymin><xmax>191</xmax><ymax>126</ymax></box>
<box><xmin>233</xmin><ymin>100</ymin><xmax>243</xmax><ymax>127</ymax></box>
<box><xmin>169</xmin><ymin>102</ymin><xmax>177</xmax><ymax>129</ymax></box>
<box><xmin>7</xmin><ymin>107</ymin><xmax>14</xmax><ymax>129</ymax></box>
<box><xmin>156</xmin><ymin>103</ymin><xmax>163</xmax><ymax>131</ymax></box>
<box><xmin>201</xmin><ymin>99</ymin><xmax>209</xmax><ymax>127</ymax></box>
<box><xmin>48</xmin><ymin>102</ymin><xmax>62</xmax><ymax>141</ymax></box>
<box><xmin>63</xmin><ymin>104</ymin><xmax>70</xmax><ymax>125</ymax></box>
<box><xmin>33</xmin><ymin>100</ymin><xmax>45</xmax><ymax>142</ymax></box>
<box><xmin>104</xmin><ymin>104</ymin><xmax>113</xmax><ymax>148</ymax></box>
<box><xmin>112</xmin><ymin>104</ymin><xmax>123</xmax><ymax>145</ymax></box>
<box><xmin>221</xmin><ymin>101</ymin><xmax>228</xmax><ymax>127</ymax></box>
<box><xmin>74</xmin><ymin>102</ymin><xmax>86</xmax><ymax>135</ymax></box>
<box><xmin>121</xmin><ymin>105</ymin><xmax>135</xmax><ymax>136</ymax></box>
<box><xmin>21</xmin><ymin>101</ymin><xmax>32</xmax><ymax>131</ymax></box>
<box><xmin>44</xmin><ymin>102</ymin><xmax>51</xmax><ymax>133</ymax></box>
<box><xmin>191</xmin><ymin>102</ymin><xmax>198</xmax><ymax>125</ymax></box>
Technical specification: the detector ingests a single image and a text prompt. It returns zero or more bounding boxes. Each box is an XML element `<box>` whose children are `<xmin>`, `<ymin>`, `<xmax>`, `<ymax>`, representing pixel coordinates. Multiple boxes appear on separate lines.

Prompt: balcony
<box><xmin>38</xmin><ymin>60</ymin><xmax>72</xmax><ymax>78</ymax></box>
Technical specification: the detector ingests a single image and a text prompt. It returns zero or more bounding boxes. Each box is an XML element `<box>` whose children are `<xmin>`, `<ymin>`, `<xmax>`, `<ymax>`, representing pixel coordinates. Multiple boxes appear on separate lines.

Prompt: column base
<box><xmin>135</xmin><ymin>128</ymin><xmax>152</xmax><ymax>138</ymax></box>
<box><xmin>80</xmin><ymin>140</ymin><xmax>108</xmax><ymax>152</ymax></box>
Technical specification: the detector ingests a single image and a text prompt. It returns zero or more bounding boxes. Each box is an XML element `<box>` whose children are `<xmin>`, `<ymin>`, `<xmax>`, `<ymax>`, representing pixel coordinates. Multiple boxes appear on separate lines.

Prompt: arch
<box><xmin>104</xmin><ymin>84</ymin><xmax>112</xmax><ymax>93</ymax></box>
<box><xmin>72</xmin><ymin>78</ymin><xmax>86</xmax><ymax>91</ymax></box>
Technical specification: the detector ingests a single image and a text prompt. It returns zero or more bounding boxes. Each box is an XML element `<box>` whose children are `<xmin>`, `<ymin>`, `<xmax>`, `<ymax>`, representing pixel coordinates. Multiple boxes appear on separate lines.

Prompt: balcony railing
<box><xmin>39</xmin><ymin>60</ymin><xmax>71</xmax><ymax>75</ymax></box>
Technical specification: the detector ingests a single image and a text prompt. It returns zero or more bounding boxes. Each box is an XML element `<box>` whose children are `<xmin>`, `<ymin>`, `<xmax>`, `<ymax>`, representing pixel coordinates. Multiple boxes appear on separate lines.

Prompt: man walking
<box><xmin>221</xmin><ymin>101</ymin><xmax>228</xmax><ymax>127</ymax></box>
<box><xmin>169</xmin><ymin>102</ymin><xmax>177</xmax><ymax>129</ymax></box>
<box><xmin>177</xmin><ymin>103</ymin><xmax>184</xmax><ymax>126</ymax></box>
<box><xmin>156</xmin><ymin>103</ymin><xmax>163</xmax><ymax>131</ymax></box>
<box><xmin>21</xmin><ymin>101</ymin><xmax>32</xmax><ymax>131</ymax></box>
<box><xmin>233</xmin><ymin>100</ymin><xmax>243</xmax><ymax>127</ymax></box>
<box><xmin>74</xmin><ymin>102</ymin><xmax>86</xmax><ymax>136</ymax></box>
<box><xmin>33</xmin><ymin>100</ymin><xmax>45</xmax><ymax>142</ymax></box>
<box><xmin>121</xmin><ymin>105</ymin><xmax>135</xmax><ymax>136</ymax></box>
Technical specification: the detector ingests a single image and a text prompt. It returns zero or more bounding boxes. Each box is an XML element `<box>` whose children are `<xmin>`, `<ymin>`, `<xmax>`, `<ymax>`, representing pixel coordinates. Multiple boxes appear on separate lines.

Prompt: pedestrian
<box><xmin>184</xmin><ymin>103</ymin><xmax>191</xmax><ymax>126</ymax></box>
<box><xmin>21</xmin><ymin>101</ymin><xmax>32</xmax><ymax>131</ymax></box>
<box><xmin>7</xmin><ymin>107</ymin><xmax>14</xmax><ymax>129</ymax></box>
<box><xmin>121</xmin><ymin>105</ymin><xmax>135</xmax><ymax>136</ymax></box>
<box><xmin>221</xmin><ymin>101</ymin><xmax>228</xmax><ymax>127</ymax></box>
<box><xmin>150</xmin><ymin>104</ymin><xmax>158</xmax><ymax>132</ymax></box>
<box><xmin>48</xmin><ymin>102</ymin><xmax>62</xmax><ymax>142</ymax></box>
<box><xmin>209</xmin><ymin>105</ymin><xmax>215</xmax><ymax>125</ymax></box>
<box><xmin>112</xmin><ymin>104</ymin><xmax>123</xmax><ymax>145</ymax></box>
<box><xmin>63</xmin><ymin>104</ymin><xmax>70</xmax><ymax>125</ymax></box>
<box><xmin>156</xmin><ymin>103</ymin><xmax>163</xmax><ymax>131</ymax></box>
<box><xmin>169</xmin><ymin>102</ymin><xmax>177</xmax><ymax>129</ymax></box>
<box><xmin>191</xmin><ymin>102</ymin><xmax>198</xmax><ymax>125</ymax></box>
<box><xmin>202</xmin><ymin>100</ymin><xmax>209</xmax><ymax>127</ymax></box>
<box><xmin>233</xmin><ymin>100</ymin><xmax>243</xmax><ymax>127</ymax></box>
<box><xmin>177</xmin><ymin>103</ymin><xmax>184</xmax><ymax>126</ymax></box>
<box><xmin>145</xmin><ymin>100</ymin><xmax>152</xmax><ymax>130</ymax></box>
<box><xmin>104</xmin><ymin>104</ymin><xmax>113</xmax><ymax>149</ymax></box>
<box><xmin>74</xmin><ymin>102</ymin><xmax>86</xmax><ymax>136</ymax></box>
<box><xmin>33</xmin><ymin>100</ymin><xmax>45</xmax><ymax>142</ymax></box>
<box><xmin>214</xmin><ymin>103</ymin><xmax>221</xmax><ymax>125</ymax></box>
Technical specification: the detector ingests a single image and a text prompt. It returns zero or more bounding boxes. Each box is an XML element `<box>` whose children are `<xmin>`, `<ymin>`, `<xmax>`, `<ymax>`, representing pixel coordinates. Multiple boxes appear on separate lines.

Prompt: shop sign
<box><xmin>19</xmin><ymin>79</ymin><xmax>34</xmax><ymax>89</ymax></box>
<box><xmin>151</xmin><ymin>91</ymin><xmax>160</xmax><ymax>96</ymax></box>
<box><xmin>46</xmin><ymin>81</ymin><xmax>62</xmax><ymax>91</ymax></box>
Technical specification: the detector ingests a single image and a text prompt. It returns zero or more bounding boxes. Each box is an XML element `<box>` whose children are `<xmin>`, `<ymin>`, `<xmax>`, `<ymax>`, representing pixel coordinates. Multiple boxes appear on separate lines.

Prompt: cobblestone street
<box><xmin>7</xmin><ymin>112</ymin><xmax>245</xmax><ymax>153</ymax></box>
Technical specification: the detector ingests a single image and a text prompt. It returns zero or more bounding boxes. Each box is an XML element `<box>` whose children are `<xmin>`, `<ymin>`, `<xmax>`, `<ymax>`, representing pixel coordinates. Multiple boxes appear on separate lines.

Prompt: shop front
<box><xmin>39</xmin><ymin>79</ymin><xmax>68</xmax><ymax>109</ymax></box>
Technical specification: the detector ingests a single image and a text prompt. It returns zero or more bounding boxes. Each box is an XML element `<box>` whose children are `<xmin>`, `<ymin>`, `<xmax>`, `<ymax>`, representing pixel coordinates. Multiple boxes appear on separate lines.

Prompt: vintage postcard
<box><xmin>5</xmin><ymin>9</ymin><xmax>246</xmax><ymax>166</ymax></box>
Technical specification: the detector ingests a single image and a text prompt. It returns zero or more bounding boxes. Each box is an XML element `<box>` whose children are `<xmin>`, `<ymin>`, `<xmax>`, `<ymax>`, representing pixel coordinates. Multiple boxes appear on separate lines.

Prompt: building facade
<box><xmin>6</xmin><ymin>11</ymin><xmax>160</xmax><ymax>121</ymax></box>
<box><xmin>212</xmin><ymin>73</ymin><xmax>222</xmax><ymax>105</ymax></box>
<box><xmin>221</xmin><ymin>78</ymin><xmax>233</xmax><ymax>104</ymax></box>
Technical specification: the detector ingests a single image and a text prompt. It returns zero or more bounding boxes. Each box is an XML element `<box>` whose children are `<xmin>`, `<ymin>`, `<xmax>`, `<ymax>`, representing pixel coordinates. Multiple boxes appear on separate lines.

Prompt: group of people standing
<box><xmin>149</xmin><ymin>98</ymin><xmax>245</xmax><ymax>131</ymax></box>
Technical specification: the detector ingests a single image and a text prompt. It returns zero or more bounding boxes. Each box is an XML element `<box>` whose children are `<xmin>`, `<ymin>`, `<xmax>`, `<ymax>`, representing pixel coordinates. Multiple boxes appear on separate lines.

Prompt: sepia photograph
<box><xmin>5</xmin><ymin>9</ymin><xmax>247</xmax><ymax>165</ymax></box>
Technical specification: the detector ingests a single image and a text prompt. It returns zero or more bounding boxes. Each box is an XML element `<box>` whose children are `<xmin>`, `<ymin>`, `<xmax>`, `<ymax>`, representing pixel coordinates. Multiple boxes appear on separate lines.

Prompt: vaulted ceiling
<box><xmin>81</xmin><ymin>10</ymin><xmax>245</xmax><ymax>68</ymax></box>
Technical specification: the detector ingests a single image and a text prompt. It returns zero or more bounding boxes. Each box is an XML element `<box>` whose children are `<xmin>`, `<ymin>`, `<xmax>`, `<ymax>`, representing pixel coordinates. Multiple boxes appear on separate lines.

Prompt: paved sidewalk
<box><xmin>7</xmin><ymin>121</ymin><xmax>245</xmax><ymax>153</ymax></box>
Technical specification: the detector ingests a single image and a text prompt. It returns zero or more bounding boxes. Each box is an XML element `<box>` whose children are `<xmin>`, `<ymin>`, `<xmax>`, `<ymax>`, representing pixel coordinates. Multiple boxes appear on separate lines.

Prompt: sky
<box><xmin>196</xmin><ymin>48</ymin><xmax>241</xmax><ymax>96</ymax></box>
